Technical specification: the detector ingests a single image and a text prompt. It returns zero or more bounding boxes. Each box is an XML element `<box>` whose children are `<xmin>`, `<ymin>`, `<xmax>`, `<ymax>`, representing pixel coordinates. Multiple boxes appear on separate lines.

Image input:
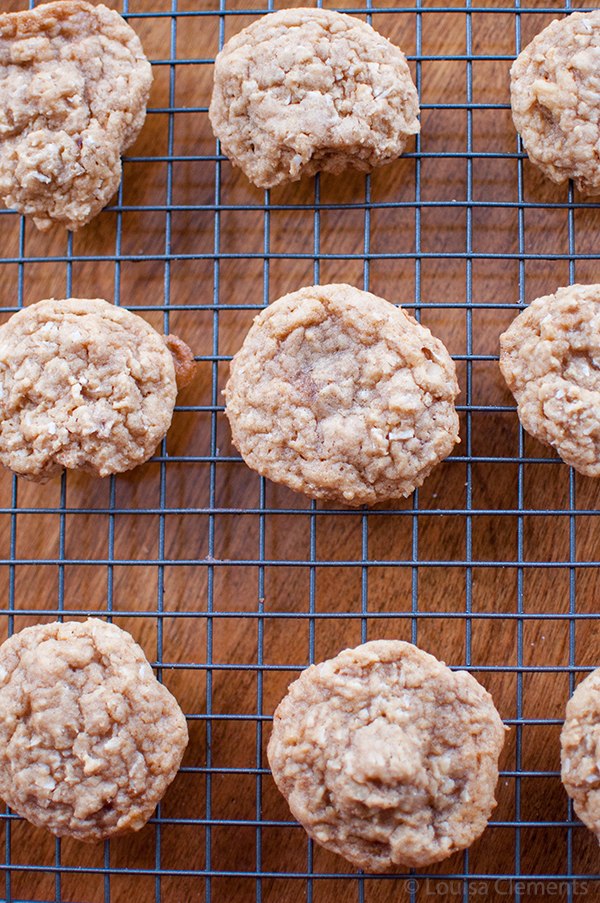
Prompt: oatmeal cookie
<box><xmin>209</xmin><ymin>8</ymin><xmax>420</xmax><ymax>188</ymax></box>
<box><xmin>267</xmin><ymin>640</ymin><xmax>506</xmax><ymax>871</ymax></box>
<box><xmin>561</xmin><ymin>667</ymin><xmax>600</xmax><ymax>841</ymax></box>
<box><xmin>224</xmin><ymin>284</ymin><xmax>459</xmax><ymax>506</ymax></box>
<box><xmin>0</xmin><ymin>618</ymin><xmax>188</xmax><ymax>841</ymax></box>
<box><xmin>0</xmin><ymin>297</ymin><xmax>194</xmax><ymax>482</ymax></box>
<box><xmin>499</xmin><ymin>284</ymin><xmax>600</xmax><ymax>476</ymax></box>
<box><xmin>510</xmin><ymin>11</ymin><xmax>600</xmax><ymax>194</ymax></box>
<box><xmin>0</xmin><ymin>0</ymin><xmax>153</xmax><ymax>231</ymax></box>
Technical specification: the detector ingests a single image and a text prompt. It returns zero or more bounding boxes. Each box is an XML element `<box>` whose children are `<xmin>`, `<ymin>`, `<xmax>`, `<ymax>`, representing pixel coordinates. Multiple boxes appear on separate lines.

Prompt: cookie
<box><xmin>510</xmin><ymin>11</ymin><xmax>600</xmax><ymax>194</ymax></box>
<box><xmin>267</xmin><ymin>640</ymin><xmax>505</xmax><ymax>871</ymax></box>
<box><xmin>0</xmin><ymin>1</ymin><xmax>153</xmax><ymax>231</ymax></box>
<box><xmin>0</xmin><ymin>618</ymin><xmax>188</xmax><ymax>841</ymax></box>
<box><xmin>561</xmin><ymin>667</ymin><xmax>600</xmax><ymax>841</ymax></box>
<box><xmin>224</xmin><ymin>283</ymin><xmax>459</xmax><ymax>506</ymax></box>
<box><xmin>499</xmin><ymin>284</ymin><xmax>600</xmax><ymax>476</ymax></box>
<box><xmin>209</xmin><ymin>8</ymin><xmax>420</xmax><ymax>188</ymax></box>
<box><xmin>0</xmin><ymin>297</ymin><xmax>195</xmax><ymax>482</ymax></box>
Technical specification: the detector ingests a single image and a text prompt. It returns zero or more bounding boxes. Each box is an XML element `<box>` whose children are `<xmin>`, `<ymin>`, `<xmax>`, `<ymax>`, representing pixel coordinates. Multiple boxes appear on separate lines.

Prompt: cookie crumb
<box><xmin>165</xmin><ymin>334</ymin><xmax>197</xmax><ymax>390</ymax></box>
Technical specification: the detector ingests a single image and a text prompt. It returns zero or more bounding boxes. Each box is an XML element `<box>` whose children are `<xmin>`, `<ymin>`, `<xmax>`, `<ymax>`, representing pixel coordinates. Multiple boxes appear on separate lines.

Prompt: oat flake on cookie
<box><xmin>209</xmin><ymin>7</ymin><xmax>420</xmax><ymax>188</ymax></box>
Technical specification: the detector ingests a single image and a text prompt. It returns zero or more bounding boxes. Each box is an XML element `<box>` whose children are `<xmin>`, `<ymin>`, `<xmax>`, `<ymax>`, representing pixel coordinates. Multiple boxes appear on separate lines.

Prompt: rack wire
<box><xmin>2</xmin><ymin>0</ymin><xmax>600</xmax><ymax>900</ymax></box>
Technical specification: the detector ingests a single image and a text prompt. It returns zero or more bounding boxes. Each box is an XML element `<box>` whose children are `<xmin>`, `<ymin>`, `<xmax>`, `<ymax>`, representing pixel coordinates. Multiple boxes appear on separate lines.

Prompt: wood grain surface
<box><xmin>1</xmin><ymin>1</ymin><xmax>600</xmax><ymax>901</ymax></box>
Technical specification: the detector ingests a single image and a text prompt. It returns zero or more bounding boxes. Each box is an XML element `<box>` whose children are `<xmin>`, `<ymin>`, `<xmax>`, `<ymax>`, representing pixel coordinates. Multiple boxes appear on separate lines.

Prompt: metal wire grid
<box><xmin>1</xmin><ymin>0</ymin><xmax>600</xmax><ymax>901</ymax></box>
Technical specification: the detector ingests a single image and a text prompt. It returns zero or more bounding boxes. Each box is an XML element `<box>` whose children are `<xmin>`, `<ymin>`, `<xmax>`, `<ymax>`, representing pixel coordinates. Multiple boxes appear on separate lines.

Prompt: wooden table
<box><xmin>1</xmin><ymin>1</ymin><xmax>600</xmax><ymax>901</ymax></box>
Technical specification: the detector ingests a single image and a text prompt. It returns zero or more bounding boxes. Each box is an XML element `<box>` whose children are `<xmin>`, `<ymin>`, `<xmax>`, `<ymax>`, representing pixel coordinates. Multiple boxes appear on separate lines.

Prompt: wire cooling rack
<box><xmin>2</xmin><ymin>0</ymin><xmax>600</xmax><ymax>901</ymax></box>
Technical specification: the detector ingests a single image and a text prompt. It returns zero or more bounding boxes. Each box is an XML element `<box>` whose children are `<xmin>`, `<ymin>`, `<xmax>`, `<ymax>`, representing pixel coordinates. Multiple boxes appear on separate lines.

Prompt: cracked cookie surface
<box><xmin>510</xmin><ymin>10</ymin><xmax>600</xmax><ymax>194</ymax></box>
<box><xmin>209</xmin><ymin>7</ymin><xmax>420</xmax><ymax>188</ymax></box>
<box><xmin>561</xmin><ymin>668</ymin><xmax>600</xmax><ymax>843</ymax></box>
<box><xmin>224</xmin><ymin>283</ymin><xmax>459</xmax><ymax>506</ymax></box>
<box><xmin>267</xmin><ymin>640</ymin><xmax>505</xmax><ymax>871</ymax></box>
<box><xmin>0</xmin><ymin>0</ymin><xmax>152</xmax><ymax>230</ymax></box>
<box><xmin>0</xmin><ymin>618</ymin><xmax>188</xmax><ymax>841</ymax></box>
<box><xmin>500</xmin><ymin>284</ymin><xmax>600</xmax><ymax>476</ymax></box>
<box><xmin>0</xmin><ymin>297</ymin><xmax>183</xmax><ymax>482</ymax></box>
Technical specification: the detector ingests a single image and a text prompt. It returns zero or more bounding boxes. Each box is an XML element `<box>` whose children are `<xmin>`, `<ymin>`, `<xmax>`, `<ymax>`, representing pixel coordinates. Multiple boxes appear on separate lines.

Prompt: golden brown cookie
<box><xmin>0</xmin><ymin>298</ymin><xmax>193</xmax><ymax>482</ymax></box>
<box><xmin>0</xmin><ymin>1</ymin><xmax>152</xmax><ymax>230</ymax></box>
<box><xmin>267</xmin><ymin>640</ymin><xmax>506</xmax><ymax>871</ymax></box>
<box><xmin>0</xmin><ymin>618</ymin><xmax>188</xmax><ymax>841</ymax></box>
<box><xmin>224</xmin><ymin>284</ymin><xmax>459</xmax><ymax>506</ymax></box>
<box><xmin>499</xmin><ymin>284</ymin><xmax>600</xmax><ymax>476</ymax></box>
<box><xmin>510</xmin><ymin>11</ymin><xmax>600</xmax><ymax>194</ymax></box>
<box><xmin>209</xmin><ymin>8</ymin><xmax>420</xmax><ymax>188</ymax></box>
<box><xmin>561</xmin><ymin>667</ymin><xmax>600</xmax><ymax>841</ymax></box>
